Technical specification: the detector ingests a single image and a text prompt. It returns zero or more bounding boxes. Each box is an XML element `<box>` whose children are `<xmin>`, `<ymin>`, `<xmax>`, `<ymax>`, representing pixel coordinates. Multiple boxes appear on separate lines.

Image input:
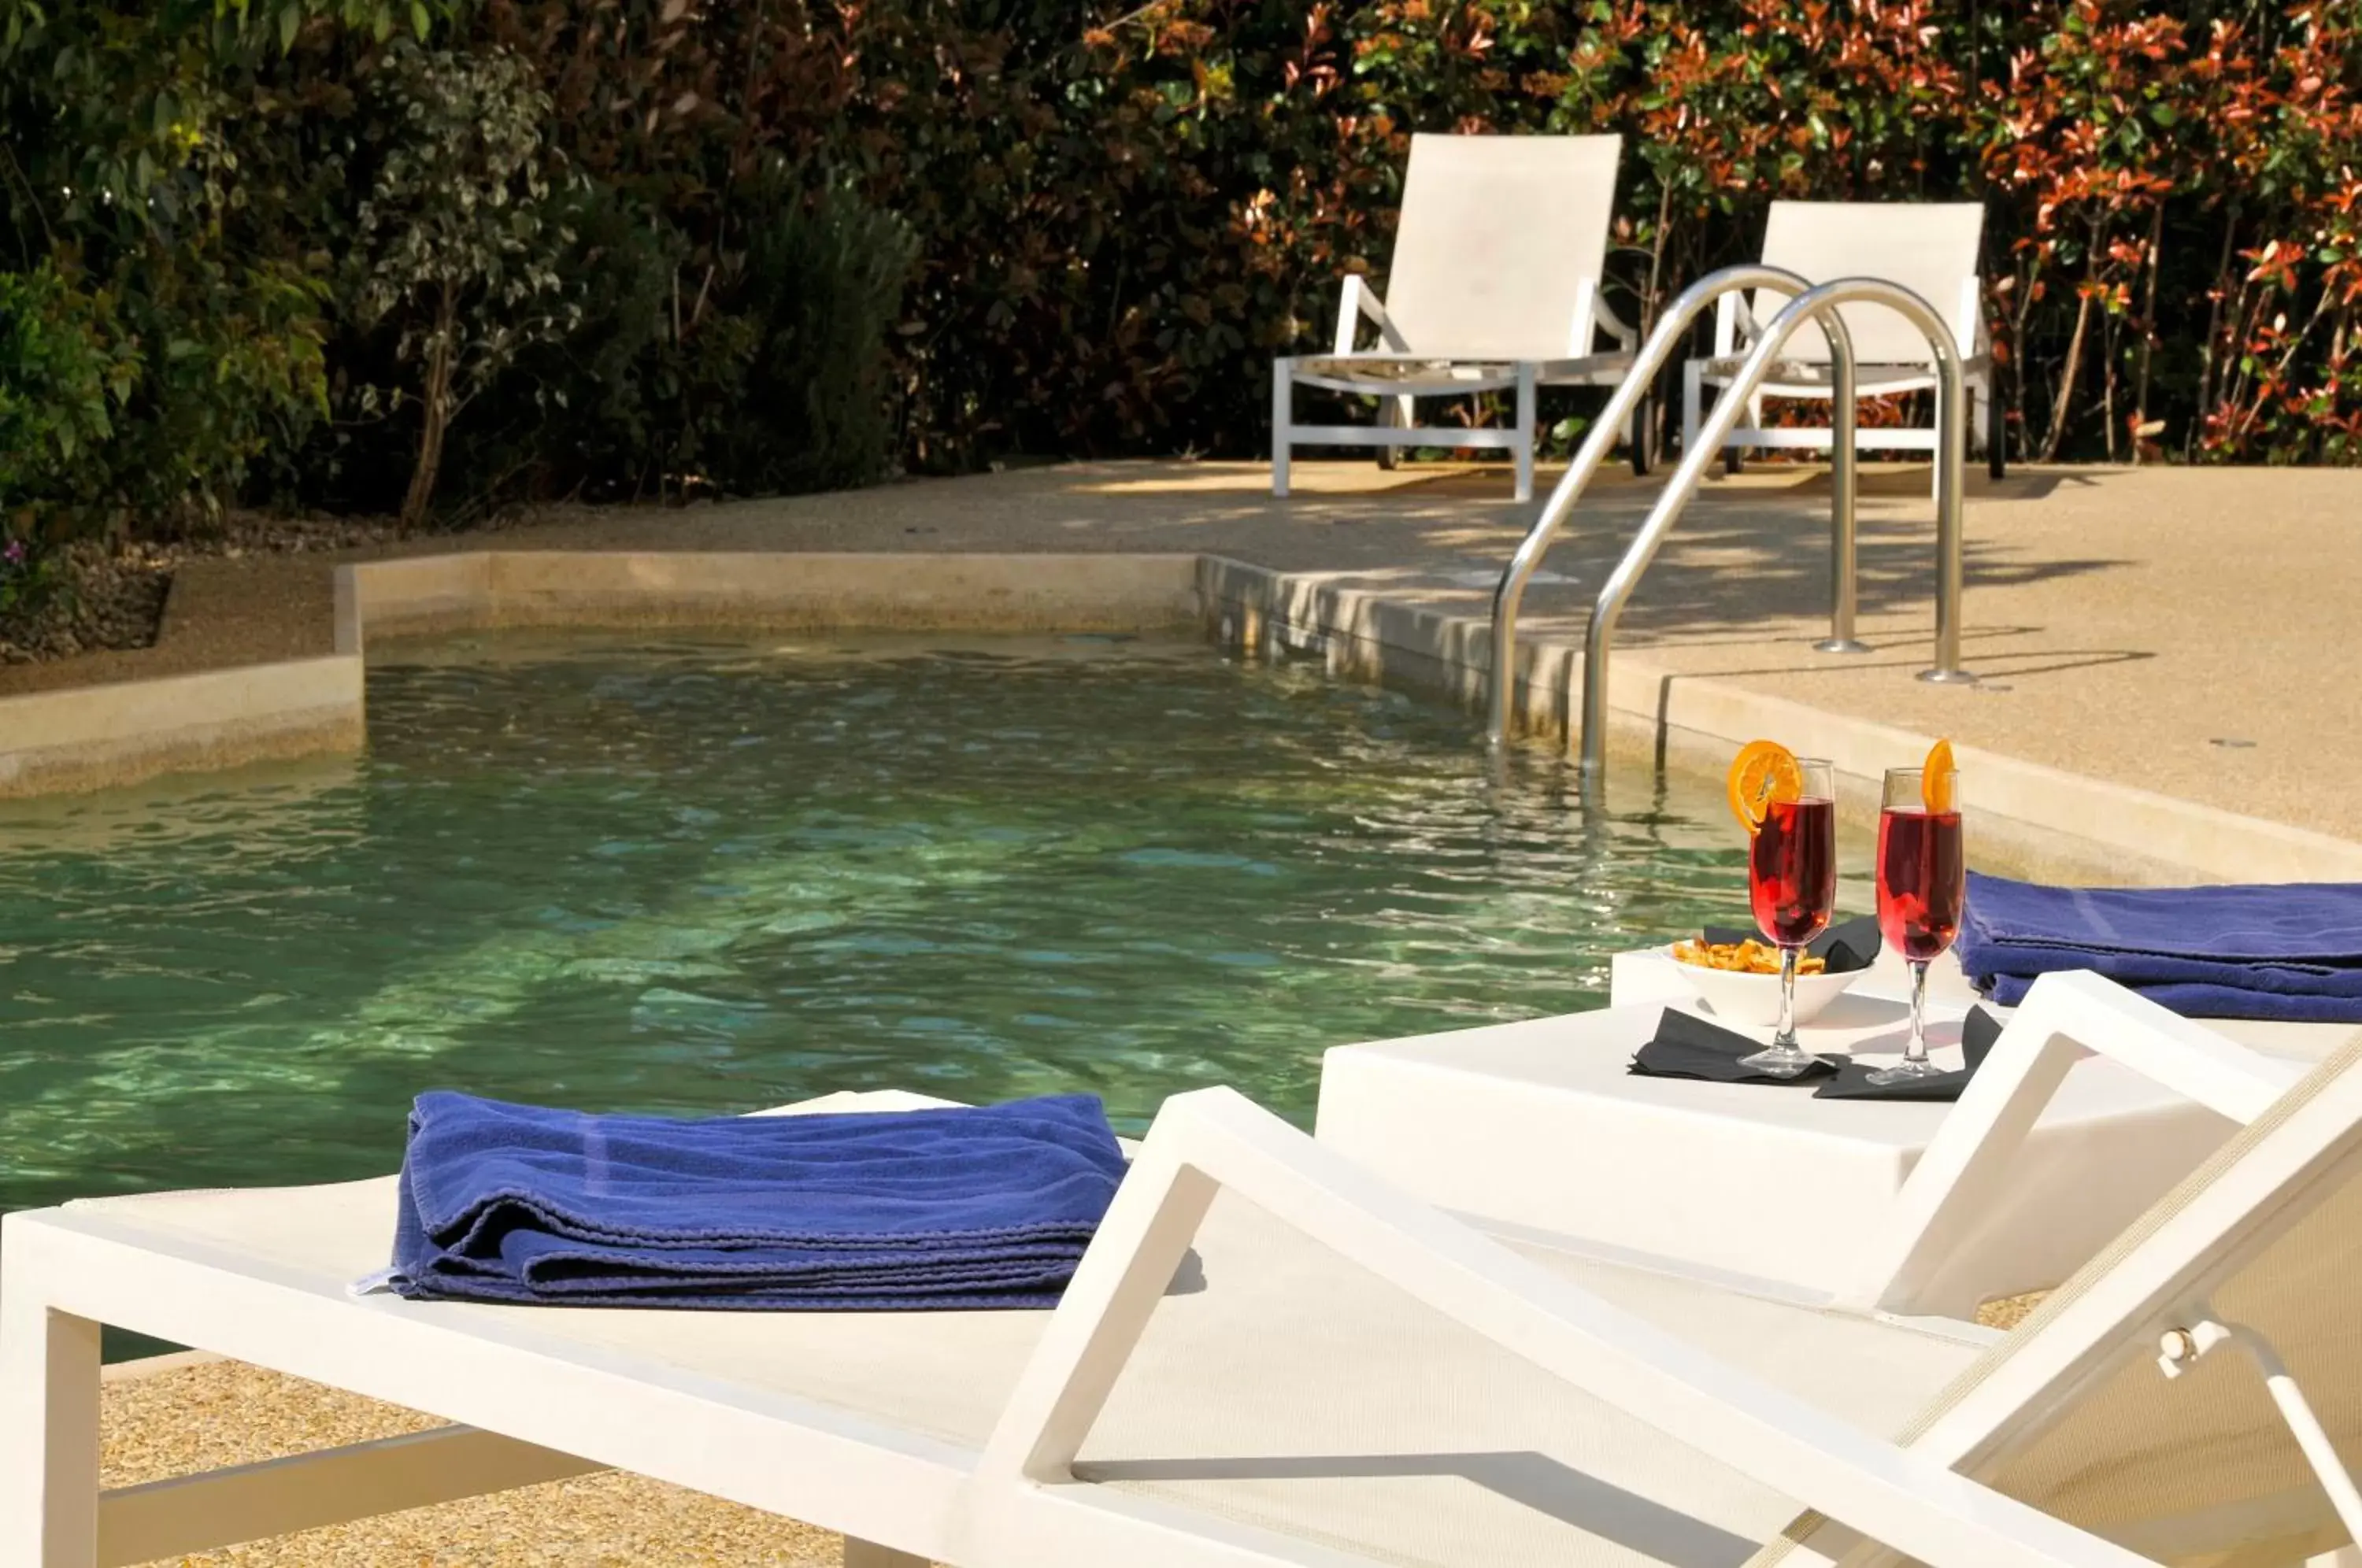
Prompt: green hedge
<box><xmin>2</xmin><ymin>0</ymin><xmax>2358</xmax><ymax>556</ymax></box>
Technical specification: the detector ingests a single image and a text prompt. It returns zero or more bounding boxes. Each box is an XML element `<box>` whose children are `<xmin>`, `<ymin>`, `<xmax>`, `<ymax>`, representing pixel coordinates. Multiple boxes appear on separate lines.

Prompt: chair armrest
<box><xmin>1592</xmin><ymin>291</ymin><xmax>1638</xmax><ymax>352</ymax></box>
<box><xmin>1961</xmin><ymin>275</ymin><xmax>1990</xmax><ymax>358</ymax></box>
<box><xmin>1332</xmin><ymin>274</ymin><xmax>1410</xmax><ymax>357</ymax></box>
<box><xmin>976</xmin><ymin>1085</ymin><xmax>2157</xmax><ymax>1568</ymax></box>
<box><xmin>1712</xmin><ymin>290</ymin><xmax>1748</xmax><ymax>357</ymax></box>
<box><xmin>1722</xmin><ymin>287</ymin><xmax>1806</xmax><ymax>360</ymax></box>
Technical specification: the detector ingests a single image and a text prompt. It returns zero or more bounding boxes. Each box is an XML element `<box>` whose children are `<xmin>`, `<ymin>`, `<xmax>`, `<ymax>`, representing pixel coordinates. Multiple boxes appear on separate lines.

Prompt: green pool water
<box><xmin>0</xmin><ymin>630</ymin><xmax>1797</xmax><ymax>1218</ymax></box>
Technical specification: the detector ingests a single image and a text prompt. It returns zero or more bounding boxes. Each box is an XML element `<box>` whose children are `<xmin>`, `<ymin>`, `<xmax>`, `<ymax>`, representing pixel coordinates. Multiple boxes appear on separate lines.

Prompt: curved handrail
<box><xmin>1575</xmin><ymin>276</ymin><xmax>1974</xmax><ymax>775</ymax></box>
<box><xmin>1486</xmin><ymin>264</ymin><xmax>1860</xmax><ymax>745</ymax></box>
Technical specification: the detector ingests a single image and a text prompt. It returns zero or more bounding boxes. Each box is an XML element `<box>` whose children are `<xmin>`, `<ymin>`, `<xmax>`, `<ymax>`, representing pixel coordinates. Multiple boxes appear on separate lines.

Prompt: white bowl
<box><xmin>1667</xmin><ymin>945</ymin><xmax>1863</xmax><ymax>1028</ymax></box>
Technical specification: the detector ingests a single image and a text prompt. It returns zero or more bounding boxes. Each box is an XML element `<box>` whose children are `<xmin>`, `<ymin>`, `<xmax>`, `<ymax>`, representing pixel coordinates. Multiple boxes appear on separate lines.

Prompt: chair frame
<box><xmin>1842</xmin><ymin>970</ymin><xmax>2305</xmax><ymax>1318</ymax></box>
<box><xmin>1272</xmin><ymin>137</ymin><xmax>1644</xmax><ymax>505</ymax></box>
<box><xmin>953</xmin><ymin>1081</ymin><xmax>2161</xmax><ymax>1568</ymax></box>
<box><xmin>965</xmin><ymin>986</ymin><xmax>2362</xmax><ymax>1566</ymax></box>
<box><xmin>1683</xmin><ymin>232</ymin><xmax>2008</xmax><ymax>482</ymax></box>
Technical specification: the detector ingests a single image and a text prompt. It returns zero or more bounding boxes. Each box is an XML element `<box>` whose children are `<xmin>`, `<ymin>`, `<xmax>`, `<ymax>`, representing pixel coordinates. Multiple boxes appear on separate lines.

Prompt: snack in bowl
<box><xmin>1667</xmin><ymin>932</ymin><xmax>1860</xmax><ymax>1027</ymax></box>
<box><xmin>1672</xmin><ymin>937</ymin><xmax>1826</xmax><ymax>977</ymax></box>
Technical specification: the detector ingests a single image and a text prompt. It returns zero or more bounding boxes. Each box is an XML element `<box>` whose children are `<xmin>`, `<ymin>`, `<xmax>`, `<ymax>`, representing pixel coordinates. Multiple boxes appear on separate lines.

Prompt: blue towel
<box><xmin>1958</xmin><ymin>872</ymin><xmax>2362</xmax><ymax>1022</ymax></box>
<box><xmin>388</xmin><ymin>1091</ymin><xmax>1128</xmax><ymax>1310</ymax></box>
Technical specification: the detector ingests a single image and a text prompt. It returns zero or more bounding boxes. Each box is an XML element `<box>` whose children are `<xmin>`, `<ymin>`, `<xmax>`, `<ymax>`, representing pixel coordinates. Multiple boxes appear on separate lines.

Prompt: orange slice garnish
<box><xmin>1922</xmin><ymin>738</ymin><xmax>1957</xmax><ymax>814</ymax></box>
<box><xmin>1727</xmin><ymin>740</ymin><xmax>1803</xmax><ymax>835</ymax></box>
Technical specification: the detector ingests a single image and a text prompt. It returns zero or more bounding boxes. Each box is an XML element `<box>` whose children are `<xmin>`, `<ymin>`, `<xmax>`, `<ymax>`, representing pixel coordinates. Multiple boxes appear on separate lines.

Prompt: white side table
<box><xmin>1315</xmin><ymin>993</ymin><xmax>2246</xmax><ymax>1305</ymax></box>
<box><xmin>1613</xmin><ymin>944</ymin><xmax>2362</xmax><ymax>1063</ymax></box>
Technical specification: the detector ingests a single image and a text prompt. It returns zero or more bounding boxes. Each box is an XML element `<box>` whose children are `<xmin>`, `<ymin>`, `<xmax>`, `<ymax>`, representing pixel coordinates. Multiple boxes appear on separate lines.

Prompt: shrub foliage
<box><xmin>0</xmin><ymin>0</ymin><xmax>2358</xmax><ymax>561</ymax></box>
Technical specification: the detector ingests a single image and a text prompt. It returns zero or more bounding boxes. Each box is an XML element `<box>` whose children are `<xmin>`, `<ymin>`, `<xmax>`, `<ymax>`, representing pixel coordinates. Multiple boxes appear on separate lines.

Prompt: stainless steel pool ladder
<box><xmin>1486</xmin><ymin>268</ymin><xmax>1976</xmax><ymax>771</ymax></box>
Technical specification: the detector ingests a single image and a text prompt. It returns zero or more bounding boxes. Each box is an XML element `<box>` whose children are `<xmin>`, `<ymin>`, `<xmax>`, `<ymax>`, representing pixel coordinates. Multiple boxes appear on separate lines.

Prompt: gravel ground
<box><xmin>106</xmin><ymin>1360</ymin><xmax>866</xmax><ymax>1566</ymax></box>
<box><xmin>0</xmin><ymin>538</ymin><xmax>176</xmax><ymax>664</ymax></box>
<box><xmin>0</xmin><ymin>515</ymin><xmax>414</xmax><ymax>664</ymax></box>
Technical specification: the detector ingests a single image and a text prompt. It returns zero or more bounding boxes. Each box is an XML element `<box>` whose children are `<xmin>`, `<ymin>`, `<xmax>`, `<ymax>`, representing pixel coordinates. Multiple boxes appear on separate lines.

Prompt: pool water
<box><xmin>0</xmin><ymin>631</ymin><xmax>1828</xmax><ymax>1217</ymax></box>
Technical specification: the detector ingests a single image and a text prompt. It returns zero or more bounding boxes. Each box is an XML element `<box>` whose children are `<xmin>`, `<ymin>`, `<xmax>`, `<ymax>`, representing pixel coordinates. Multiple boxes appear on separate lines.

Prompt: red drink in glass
<box><xmin>1876</xmin><ymin>808</ymin><xmax>1965</xmax><ymax>961</ymax></box>
<box><xmin>1730</xmin><ymin>755</ymin><xmax>1837</xmax><ymax>1078</ymax></box>
<box><xmin>1749</xmin><ymin>797</ymin><xmax>1837</xmax><ymax>948</ymax></box>
<box><xmin>1864</xmin><ymin>760</ymin><xmax>1964</xmax><ymax>1086</ymax></box>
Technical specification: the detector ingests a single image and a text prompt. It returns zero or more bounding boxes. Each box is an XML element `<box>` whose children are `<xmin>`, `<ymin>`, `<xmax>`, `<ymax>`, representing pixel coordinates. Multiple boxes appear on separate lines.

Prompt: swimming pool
<box><xmin>0</xmin><ymin>631</ymin><xmax>1828</xmax><ymax>1216</ymax></box>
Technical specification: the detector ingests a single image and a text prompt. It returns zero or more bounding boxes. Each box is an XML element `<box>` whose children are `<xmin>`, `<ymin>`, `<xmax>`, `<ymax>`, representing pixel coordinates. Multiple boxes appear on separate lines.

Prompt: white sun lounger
<box><xmin>951</xmin><ymin>1020</ymin><xmax>2362</xmax><ymax>1568</ymax></box>
<box><xmin>9</xmin><ymin>1010</ymin><xmax>2362</xmax><ymax>1566</ymax></box>
<box><xmin>1682</xmin><ymin>200</ymin><xmax>2005</xmax><ymax>480</ymax></box>
<box><xmin>1270</xmin><ymin>132</ymin><xmax>1639</xmax><ymax>504</ymax></box>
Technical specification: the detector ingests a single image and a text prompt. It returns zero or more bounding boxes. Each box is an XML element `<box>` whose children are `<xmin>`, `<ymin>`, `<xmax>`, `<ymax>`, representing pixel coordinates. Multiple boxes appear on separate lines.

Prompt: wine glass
<box><xmin>1737</xmin><ymin>757</ymin><xmax>1838</xmax><ymax>1079</ymax></box>
<box><xmin>1865</xmin><ymin>764</ymin><xmax>1966</xmax><ymax>1085</ymax></box>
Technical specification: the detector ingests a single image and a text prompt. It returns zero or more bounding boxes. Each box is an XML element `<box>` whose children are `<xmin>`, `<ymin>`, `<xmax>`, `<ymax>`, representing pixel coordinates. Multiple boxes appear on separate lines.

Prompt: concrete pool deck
<box><xmin>2</xmin><ymin>457</ymin><xmax>2356</xmax><ymax>877</ymax></box>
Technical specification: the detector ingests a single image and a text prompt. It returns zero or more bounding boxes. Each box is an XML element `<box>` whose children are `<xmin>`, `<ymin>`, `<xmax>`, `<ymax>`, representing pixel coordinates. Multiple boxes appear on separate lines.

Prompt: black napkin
<box><xmin>1812</xmin><ymin>1006</ymin><xmax>2003</xmax><ymax>1102</ymax></box>
<box><xmin>1701</xmin><ymin>914</ymin><xmax>1883</xmax><ymax>974</ymax></box>
<box><xmin>1628</xmin><ymin>1008</ymin><xmax>1840</xmax><ymax>1085</ymax></box>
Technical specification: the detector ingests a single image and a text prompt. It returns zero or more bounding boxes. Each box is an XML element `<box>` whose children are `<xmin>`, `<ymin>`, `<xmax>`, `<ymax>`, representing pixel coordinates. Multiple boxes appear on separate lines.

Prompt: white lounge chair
<box><xmin>1270</xmin><ymin>132</ymin><xmax>1640</xmax><ymax>504</ymax></box>
<box><xmin>1683</xmin><ymin>200</ymin><xmax>2007</xmax><ymax>481</ymax></box>
<box><xmin>959</xmin><ymin>1023</ymin><xmax>2362</xmax><ymax>1568</ymax></box>
<box><xmin>8</xmin><ymin>997</ymin><xmax>2360</xmax><ymax>1566</ymax></box>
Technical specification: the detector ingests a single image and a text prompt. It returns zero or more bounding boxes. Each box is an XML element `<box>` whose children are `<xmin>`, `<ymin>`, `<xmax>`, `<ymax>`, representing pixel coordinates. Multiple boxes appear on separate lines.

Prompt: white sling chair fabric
<box><xmin>1376</xmin><ymin>133</ymin><xmax>1623</xmax><ymax>361</ymax></box>
<box><xmin>1069</xmin><ymin>1186</ymin><xmax>1982</xmax><ymax>1566</ymax></box>
<box><xmin>1683</xmin><ymin>199</ymin><xmax>1999</xmax><ymax>473</ymax></box>
<box><xmin>1271</xmin><ymin>132</ymin><xmax>1635</xmax><ymax>502</ymax></box>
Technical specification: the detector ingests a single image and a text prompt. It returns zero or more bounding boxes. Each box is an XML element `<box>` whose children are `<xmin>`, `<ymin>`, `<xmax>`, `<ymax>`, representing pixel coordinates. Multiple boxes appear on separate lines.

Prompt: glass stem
<box><xmin>1775</xmin><ymin>945</ymin><xmax>1800</xmax><ymax>1047</ymax></box>
<box><xmin>1905</xmin><ymin>959</ymin><xmax>1931</xmax><ymax>1066</ymax></box>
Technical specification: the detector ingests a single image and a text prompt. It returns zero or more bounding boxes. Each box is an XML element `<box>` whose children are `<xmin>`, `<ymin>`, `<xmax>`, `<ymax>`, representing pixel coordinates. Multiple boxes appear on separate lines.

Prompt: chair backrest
<box><xmin>1757</xmin><ymin>1032</ymin><xmax>2362</xmax><ymax>1566</ymax></box>
<box><xmin>1383</xmin><ymin>133</ymin><xmax>1622</xmax><ymax>360</ymax></box>
<box><xmin>1742</xmin><ymin>201</ymin><xmax>1986</xmax><ymax>366</ymax></box>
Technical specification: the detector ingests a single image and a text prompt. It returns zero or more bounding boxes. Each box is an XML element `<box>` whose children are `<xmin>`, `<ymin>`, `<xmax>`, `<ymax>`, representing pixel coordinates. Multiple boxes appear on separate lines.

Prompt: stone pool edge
<box><xmin>0</xmin><ymin>547</ymin><xmax>2353</xmax><ymax>886</ymax></box>
<box><xmin>1195</xmin><ymin>553</ymin><xmax>2362</xmax><ymax>886</ymax></box>
<box><xmin>0</xmin><ymin>552</ymin><xmax>1206</xmax><ymax>801</ymax></box>
<box><xmin>0</xmin><ymin>656</ymin><xmax>362</xmax><ymax>801</ymax></box>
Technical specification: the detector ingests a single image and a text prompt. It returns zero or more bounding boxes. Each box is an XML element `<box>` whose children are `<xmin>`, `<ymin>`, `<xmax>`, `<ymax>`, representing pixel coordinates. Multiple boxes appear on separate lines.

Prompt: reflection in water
<box><xmin>0</xmin><ymin>631</ymin><xmax>1801</xmax><ymax>1212</ymax></box>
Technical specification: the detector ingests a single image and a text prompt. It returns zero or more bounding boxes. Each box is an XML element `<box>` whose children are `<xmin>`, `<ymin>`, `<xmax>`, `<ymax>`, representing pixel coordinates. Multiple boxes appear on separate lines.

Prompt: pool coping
<box><xmin>1195</xmin><ymin>555</ymin><xmax>2362</xmax><ymax>885</ymax></box>
<box><xmin>0</xmin><ymin>547</ymin><xmax>2353</xmax><ymax>886</ymax></box>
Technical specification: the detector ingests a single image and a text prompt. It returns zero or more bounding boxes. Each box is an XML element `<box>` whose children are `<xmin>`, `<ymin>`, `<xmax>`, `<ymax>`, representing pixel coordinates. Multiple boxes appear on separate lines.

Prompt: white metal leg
<box><xmin>1929</xmin><ymin>379</ymin><xmax>1949</xmax><ymax>501</ymax></box>
<box><xmin>1270</xmin><ymin>359</ymin><xmax>1294</xmax><ymax>497</ymax></box>
<box><xmin>1513</xmin><ymin>363</ymin><xmax>1538</xmax><ymax>502</ymax></box>
<box><xmin>1681</xmin><ymin>360</ymin><xmax>1703</xmax><ymax>460</ymax></box>
<box><xmin>0</xmin><ymin>1261</ymin><xmax>103</xmax><ymax>1568</ymax></box>
<box><xmin>1962</xmin><ymin>380</ymin><xmax>1985</xmax><ymax>499</ymax></box>
<box><xmin>98</xmin><ymin>1428</ymin><xmax>602</xmax><ymax>1565</ymax></box>
<box><xmin>2160</xmin><ymin>1319</ymin><xmax>2362</xmax><ymax>1551</ymax></box>
<box><xmin>844</xmin><ymin>1539</ymin><xmax>931</xmax><ymax>1567</ymax></box>
<box><xmin>1373</xmin><ymin>393</ymin><xmax>1415</xmax><ymax>471</ymax></box>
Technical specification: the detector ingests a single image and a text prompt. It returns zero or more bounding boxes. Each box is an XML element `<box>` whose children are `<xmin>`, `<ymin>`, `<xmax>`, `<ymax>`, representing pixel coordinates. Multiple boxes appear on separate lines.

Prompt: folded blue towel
<box><xmin>1958</xmin><ymin>873</ymin><xmax>2362</xmax><ymax>1022</ymax></box>
<box><xmin>388</xmin><ymin>1091</ymin><xmax>1128</xmax><ymax>1310</ymax></box>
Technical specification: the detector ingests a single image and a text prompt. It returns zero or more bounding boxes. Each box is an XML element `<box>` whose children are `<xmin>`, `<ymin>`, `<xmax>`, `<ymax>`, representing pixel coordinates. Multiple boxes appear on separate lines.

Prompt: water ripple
<box><xmin>0</xmin><ymin>631</ymin><xmax>1842</xmax><ymax>1211</ymax></box>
